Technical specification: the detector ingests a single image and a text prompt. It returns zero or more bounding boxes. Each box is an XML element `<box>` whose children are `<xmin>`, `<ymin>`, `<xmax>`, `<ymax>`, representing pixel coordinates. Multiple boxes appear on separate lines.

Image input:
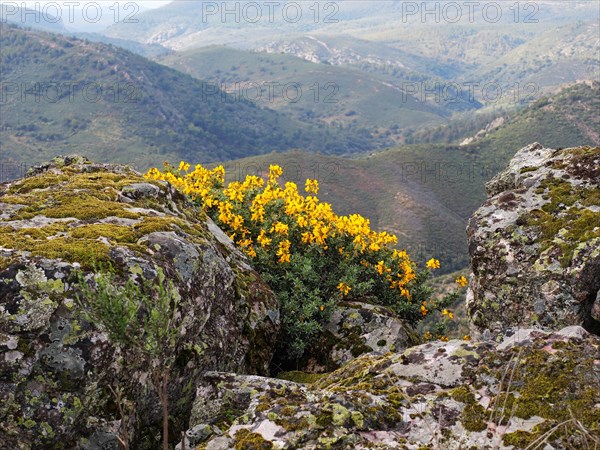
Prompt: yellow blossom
<box><xmin>338</xmin><ymin>282</ymin><xmax>351</xmax><ymax>296</ymax></box>
<box><xmin>296</xmin><ymin>215</ymin><xmax>308</xmax><ymax>228</ymax></box>
<box><xmin>456</xmin><ymin>276</ymin><xmax>468</xmax><ymax>287</ymax></box>
<box><xmin>276</xmin><ymin>240</ymin><xmax>291</xmax><ymax>263</ymax></box>
<box><xmin>426</xmin><ymin>258</ymin><xmax>440</xmax><ymax>270</ymax></box>
<box><xmin>442</xmin><ymin>309</ymin><xmax>454</xmax><ymax>319</ymax></box>
<box><xmin>305</xmin><ymin>179</ymin><xmax>319</xmax><ymax>195</ymax></box>
<box><xmin>375</xmin><ymin>261</ymin><xmax>389</xmax><ymax>275</ymax></box>
<box><xmin>269</xmin><ymin>165</ymin><xmax>283</xmax><ymax>182</ymax></box>
<box><xmin>301</xmin><ymin>232</ymin><xmax>313</xmax><ymax>244</ymax></box>
<box><xmin>257</xmin><ymin>230</ymin><xmax>272</xmax><ymax>248</ymax></box>
<box><xmin>231</xmin><ymin>214</ymin><xmax>244</xmax><ymax>231</ymax></box>
<box><xmin>271</xmin><ymin>222</ymin><xmax>289</xmax><ymax>235</ymax></box>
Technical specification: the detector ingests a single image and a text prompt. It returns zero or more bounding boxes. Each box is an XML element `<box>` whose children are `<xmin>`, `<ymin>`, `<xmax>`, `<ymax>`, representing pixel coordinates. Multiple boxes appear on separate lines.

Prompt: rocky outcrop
<box><xmin>178</xmin><ymin>326</ymin><xmax>600</xmax><ymax>449</ymax></box>
<box><xmin>0</xmin><ymin>156</ymin><xmax>279</xmax><ymax>449</ymax></box>
<box><xmin>467</xmin><ymin>144</ymin><xmax>600</xmax><ymax>337</ymax></box>
<box><xmin>306</xmin><ymin>301</ymin><xmax>419</xmax><ymax>372</ymax></box>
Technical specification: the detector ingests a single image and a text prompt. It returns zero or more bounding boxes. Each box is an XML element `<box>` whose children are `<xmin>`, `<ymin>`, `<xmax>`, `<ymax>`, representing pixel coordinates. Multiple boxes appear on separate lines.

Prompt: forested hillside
<box><xmin>0</xmin><ymin>24</ymin><xmax>382</xmax><ymax>174</ymax></box>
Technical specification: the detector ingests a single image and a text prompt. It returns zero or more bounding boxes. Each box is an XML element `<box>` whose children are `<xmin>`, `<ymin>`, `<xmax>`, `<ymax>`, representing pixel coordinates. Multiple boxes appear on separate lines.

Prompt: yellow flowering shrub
<box><xmin>146</xmin><ymin>162</ymin><xmax>456</xmax><ymax>361</ymax></box>
<box><xmin>456</xmin><ymin>275</ymin><xmax>468</xmax><ymax>287</ymax></box>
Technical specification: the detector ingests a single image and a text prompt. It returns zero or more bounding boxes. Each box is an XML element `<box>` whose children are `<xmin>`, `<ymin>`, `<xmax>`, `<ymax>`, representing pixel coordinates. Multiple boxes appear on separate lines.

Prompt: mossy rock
<box><xmin>0</xmin><ymin>155</ymin><xmax>279</xmax><ymax>450</ymax></box>
<box><xmin>181</xmin><ymin>327</ymin><xmax>599</xmax><ymax>449</ymax></box>
<box><xmin>468</xmin><ymin>144</ymin><xmax>600</xmax><ymax>337</ymax></box>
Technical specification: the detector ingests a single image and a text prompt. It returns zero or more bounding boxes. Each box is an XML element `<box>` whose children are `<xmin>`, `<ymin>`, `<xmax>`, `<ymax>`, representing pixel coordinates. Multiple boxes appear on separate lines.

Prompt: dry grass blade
<box><xmin>524</xmin><ymin>418</ymin><xmax>576</xmax><ymax>450</ymax></box>
<box><xmin>384</xmin><ymin>371</ymin><xmax>441</xmax><ymax>448</ymax></box>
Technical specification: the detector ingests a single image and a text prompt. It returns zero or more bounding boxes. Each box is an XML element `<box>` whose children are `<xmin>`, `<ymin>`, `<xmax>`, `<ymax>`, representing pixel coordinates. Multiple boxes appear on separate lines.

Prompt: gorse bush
<box><xmin>146</xmin><ymin>162</ymin><xmax>458</xmax><ymax>361</ymax></box>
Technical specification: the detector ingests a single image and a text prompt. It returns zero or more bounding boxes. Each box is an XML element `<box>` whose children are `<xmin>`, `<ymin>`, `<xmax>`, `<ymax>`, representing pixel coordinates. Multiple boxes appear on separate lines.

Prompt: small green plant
<box><xmin>76</xmin><ymin>265</ymin><xmax>192</xmax><ymax>450</ymax></box>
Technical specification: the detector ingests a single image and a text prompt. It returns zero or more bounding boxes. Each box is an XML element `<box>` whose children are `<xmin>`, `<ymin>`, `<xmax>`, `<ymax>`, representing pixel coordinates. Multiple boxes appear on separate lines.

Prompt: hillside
<box><xmin>103</xmin><ymin>1</ymin><xmax>597</xmax><ymax>50</ymax></box>
<box><xmin>103</xmin><ymin>1</ymin><xmax>599</xmax><ymax>101</ymax></box>
<box><xmin>0</xmin><ymin>24</ymin><xmax>380</xmax><ymax>176</ymax></box>
<box><xmin>157</xmin><ymin>46</ymin><xmax>466</xmax><ymax>133</ymax></box>
<box><xmin>216</xmin><ymin>83</ymin><xmax>600</xmax><ymax>273</ymax></box>
<box><xmin>472</xmin><ymin>21</ymin><xmax>599</xmax><ymax>89</ymax></box>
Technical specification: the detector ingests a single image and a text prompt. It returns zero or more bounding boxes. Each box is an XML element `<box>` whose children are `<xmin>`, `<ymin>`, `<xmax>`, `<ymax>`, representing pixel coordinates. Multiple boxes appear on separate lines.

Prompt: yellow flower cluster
<box><xmin>426</xmin><ymin>258</ymin><xmax>441</xmax><ymax>270</ymax></box>
<box><xmin>424</xmin><ymin>331</ymin><xmax>449</xmax><ymax>342</ymax></box>
<box><xmin>442</xmin><ymin>309</ymin><xmax>454</xmax><ymax>319</ymax></box>
<box><xmin>146</xmin><ymin>162</ymin><xmax>418</xmax><ymax>298</ymax></box>
<box><xmin>455</xmin><ymin>275</ymin><xmax>468</xmax><ymax>287</ymax></box>
<box><xmin>338</xmin><ymin>282</ymin><xmax>352</xmax><ymax>296</ymax></box>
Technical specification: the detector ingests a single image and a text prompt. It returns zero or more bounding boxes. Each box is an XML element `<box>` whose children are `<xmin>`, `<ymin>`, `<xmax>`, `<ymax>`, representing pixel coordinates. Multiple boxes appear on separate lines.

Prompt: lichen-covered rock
<box><xmin>308</xmin><ymin>301</ymin><xmax>419</xmax><ymax>371</ymax></box>
<box><xmin>0</xmin><ymin>156</ymin><xmax>279</xmax><ymax>449</ymax></box>
<box><xmin>467</xmin><ymin>144</ymin><xmax>600</xmax><ymax>337</ymax></box>
<box><xmin>179</xmin><ymin>326</ymin><xmax>600</xmax><ymax>449</ymax></box>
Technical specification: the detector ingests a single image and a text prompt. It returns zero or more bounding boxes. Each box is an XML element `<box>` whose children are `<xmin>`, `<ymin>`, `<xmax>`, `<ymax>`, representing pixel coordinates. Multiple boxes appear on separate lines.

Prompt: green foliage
<box><xmin>149</xmin><ymin>163</ymin><xmax>460</xmax><ymax>364</ymax></box>
<box><xmin>76</xmin><ymin>264</ymin><xmax>191</xmax><ymax>450</ymax></box>
<box><xmin>77</xmin><ymin>266</ymin><xmax>182</xmax><ymax>358</ymax></box>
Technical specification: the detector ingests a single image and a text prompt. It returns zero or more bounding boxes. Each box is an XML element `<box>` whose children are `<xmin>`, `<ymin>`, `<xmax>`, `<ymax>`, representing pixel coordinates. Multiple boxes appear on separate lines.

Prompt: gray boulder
<box><xmin>467</xmin><ymin>144</ymin><xmax>600</xmax><ymax>338</ymax></box>
<box><xmin>314</xmin><ymin>301</ymin><xmax>419</xmax><ymax>371</ymax></box>
<box><xmin>179</xmin><ymin>326</ymin><xmax>599</xmax><ymax>449</ymax></box>
<box><xmin>0</xmin><ymin>155</ymin><xmax>279</xmax><ymax>448</ymax></box>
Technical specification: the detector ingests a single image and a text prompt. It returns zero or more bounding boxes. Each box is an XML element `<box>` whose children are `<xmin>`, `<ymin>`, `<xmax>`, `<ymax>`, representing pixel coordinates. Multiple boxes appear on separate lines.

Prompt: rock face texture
<box><xmin>0</xmin><ymin>156</ymin><xmax>279</xmax><ymax>449</ymax></box>
<box><xmin>313</xmin><ymin>301</ymin><xmax>419</xmax><ymax>371</ymax></box>
<box><xmin>178</xmin><ymin>326</ymin><xmax>600</xmax><ymax>450</ymax></box>
<box><xmin>467</xmin><ymin>144</ymin><xmax>600</xmax><ymax>337</ymax></box>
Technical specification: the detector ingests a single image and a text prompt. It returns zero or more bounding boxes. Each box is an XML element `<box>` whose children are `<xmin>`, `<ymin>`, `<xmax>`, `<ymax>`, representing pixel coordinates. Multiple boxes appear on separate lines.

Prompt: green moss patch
<box><xmin>233</xmin><ymin>428</ymin><xmax>273</xmax><ymax>450</ymax></box>
<box><xmin>450</xmin><ymin>386</ymin><xmax>487</xmax><ymax>432</ymax></box>
<box><xmin>43</xmin><ymin>192</ymin><xmax>140</xmax><ymax>221</ymax></box>
<box><xmin>0</xmin><ymin>168</ymin><xmax>209</xmax><ymax>268</ymax></box>
<box><xmin>519</xmin><ymin>166</ymin><xmax>538</xmax><ymax>174</ymax></box>
<box><xmin>276</xmin><ymin>371</ymin><xmax>327</xmax><ymax>384</ymax></box>
<box><xmin>484</xmin><ymin>342</ymin><xmax>600</xmax><ymax>447</ymax></box>
<box><xmin>7</xmin><ymin>173</ymin><xmax>72</xmax><ymax>194</ymax></box>
<box><xmin>0</xmin><ymin>214</ymin><xmax>208</xmax><ymax>268</ymax></box>
<box><xmin>5</xmin><ymin>171</ymin><xmax>170</xmax><ymax>222</ymax></box>
<box><xmin>556</xmin><ymin>146</ymin><xmax>600</xmax><ymax>179</ymax></box>
<box><xmin>0</xmin><ymin>254</ymin><xmax>16</xmax><ymax>271</ymax></box>
<box><xmin>527</xmin><ymin>178</ymin><xmax>600</xmax><ymax>267</ymax></box>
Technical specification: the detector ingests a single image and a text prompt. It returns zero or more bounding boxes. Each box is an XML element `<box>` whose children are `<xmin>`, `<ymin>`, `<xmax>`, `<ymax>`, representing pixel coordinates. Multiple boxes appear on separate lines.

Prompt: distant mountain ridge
<box><xmin>0</xmin><ymin>24</ymin><xmax>386</xmax><ymax>177</ymax></box>
<box><xmin>157</xmin><ymin>45</ymin><xmax>478</xmax><ymax>137</ymax></box>
<box><xmin>101</xmin><ymin>0</ymin><xmax>599</xmax><ymax>103</ymax></box>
